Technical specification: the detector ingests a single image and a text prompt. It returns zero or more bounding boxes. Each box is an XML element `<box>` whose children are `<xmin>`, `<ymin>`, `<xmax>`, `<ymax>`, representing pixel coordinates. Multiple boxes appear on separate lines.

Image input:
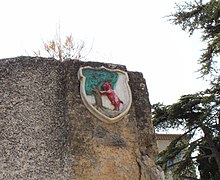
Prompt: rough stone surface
<box><xmin>0</xmin><ymin>57</ymin><xmax>161</xmax><ymax>180</ymax></box>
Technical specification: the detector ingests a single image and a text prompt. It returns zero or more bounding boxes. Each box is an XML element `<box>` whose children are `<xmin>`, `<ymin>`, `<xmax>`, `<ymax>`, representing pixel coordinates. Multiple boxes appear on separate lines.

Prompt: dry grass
<box><xmin>34</xmin><ymin>34</ymin><xmax>86</xmax><ymax>61</ymax></box>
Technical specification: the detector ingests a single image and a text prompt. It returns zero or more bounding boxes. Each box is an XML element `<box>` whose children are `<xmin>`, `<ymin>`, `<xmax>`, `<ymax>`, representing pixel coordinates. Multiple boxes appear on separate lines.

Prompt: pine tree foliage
<box><xmin>168</xmin><ymin>0</ymin><xmax>220</xmax><ymax>76</ymax></box>
<box><xmin>154</xmin><ymin>1</ymin><xmax>220</xmax><ymax>177</ymax></box>
<box><xmin>153</xmin><ymin>78</ymin><xmax>220</xmax><ymax>178</ymax></box>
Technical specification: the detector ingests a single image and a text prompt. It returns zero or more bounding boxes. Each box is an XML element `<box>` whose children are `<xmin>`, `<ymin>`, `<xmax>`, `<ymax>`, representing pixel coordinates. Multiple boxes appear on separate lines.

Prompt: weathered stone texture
<box><xmin>0</xmin><ymin>57</ymin><xmax>72</xmax><ymax>180</ymax></box>
<box><xmin>0</xmin><ymin>57</ymin><xmax>161</xmax><ymax>180</ymax></box>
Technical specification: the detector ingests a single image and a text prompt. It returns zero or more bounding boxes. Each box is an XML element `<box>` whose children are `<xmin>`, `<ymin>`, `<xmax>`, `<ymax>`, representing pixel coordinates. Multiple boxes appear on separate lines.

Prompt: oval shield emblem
<box><xmin>78</xmin><ymin>66</ymin><xmax>132</xmax><ymax>123</ymax></box>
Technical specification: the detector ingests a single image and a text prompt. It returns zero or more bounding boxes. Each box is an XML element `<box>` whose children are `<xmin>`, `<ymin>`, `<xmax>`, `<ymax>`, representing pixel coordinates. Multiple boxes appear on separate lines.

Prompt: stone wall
<box><xmin>0</xmin><ymin>57</ymin><xmax>162</xmax><ymax>180</ymax></box>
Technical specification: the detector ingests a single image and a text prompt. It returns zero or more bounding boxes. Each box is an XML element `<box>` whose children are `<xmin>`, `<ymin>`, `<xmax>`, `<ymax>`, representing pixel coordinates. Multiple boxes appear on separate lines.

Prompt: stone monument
<box><xmin>0</xmin><ymin>57</ymin><xmax>163</xmax><ymax>180</ymax></box>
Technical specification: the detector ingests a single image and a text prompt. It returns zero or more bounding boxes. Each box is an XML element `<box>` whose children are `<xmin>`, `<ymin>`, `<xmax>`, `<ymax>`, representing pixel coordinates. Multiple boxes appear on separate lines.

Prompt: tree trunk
<box><xmin>92</xmin><ymin>88</ymin><xmax>103</xmax><ymax>109</ymax></box>
<box><xmin>202</xmin><ymin>126</ymin><xmax>220</xmax><ymax>170</ymax></box>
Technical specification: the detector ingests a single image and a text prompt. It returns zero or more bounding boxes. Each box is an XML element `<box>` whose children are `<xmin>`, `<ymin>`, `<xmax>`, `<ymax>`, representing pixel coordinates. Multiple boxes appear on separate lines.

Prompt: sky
<box><xmin>0</xmin><ymin>0</ymin><xmax>210</xmax><ymax>105</ymax></box>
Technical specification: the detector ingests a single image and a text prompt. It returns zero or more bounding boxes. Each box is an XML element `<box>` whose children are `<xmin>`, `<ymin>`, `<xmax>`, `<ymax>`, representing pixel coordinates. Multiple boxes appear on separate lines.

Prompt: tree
<box><xmin>82</xmin><ymin>68</ymin><xmax>118</xmax><ymax>109</ymax></box>
<box><xmin>153</xmin><ymin>80</ymin><xmax>220</xmax><ymax>179</ymax></box>
<box><xmin>168</xmin><ymin>0</ymin><xmax>220</xmax><ymax>76</ymax></box>
<box><xmin>197</xmin><ymin>137</ymin><xmax>220</xmax><ymax>179</ymax></box>
<box><xmin>153</xmin><ymin>0</ymin><xmax>220</xmax><ymax>179</ymax></box>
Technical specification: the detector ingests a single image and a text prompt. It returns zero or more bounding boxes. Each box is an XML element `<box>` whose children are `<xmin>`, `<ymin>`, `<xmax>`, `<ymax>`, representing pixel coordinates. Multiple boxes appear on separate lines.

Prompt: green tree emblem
<box><xmin>82</xmin><ymin>69</ymin><xmax>118</xmax><ymax>95</ymax></box>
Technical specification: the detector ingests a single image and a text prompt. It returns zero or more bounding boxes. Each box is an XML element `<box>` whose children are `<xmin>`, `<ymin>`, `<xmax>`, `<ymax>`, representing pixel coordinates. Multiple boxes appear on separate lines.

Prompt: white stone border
<box><xmin>78</xmin><ymin>66</ymin><xmax>132</xmax><ymax>124</ymax></box>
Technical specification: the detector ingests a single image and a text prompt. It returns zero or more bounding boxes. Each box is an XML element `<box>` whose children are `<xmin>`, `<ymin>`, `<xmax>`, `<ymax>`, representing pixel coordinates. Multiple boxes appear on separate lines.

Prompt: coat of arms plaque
<box><xmin>78</xmin><ymin>66</ymin><xmax>132</xmax><ymax>123</ymax></box>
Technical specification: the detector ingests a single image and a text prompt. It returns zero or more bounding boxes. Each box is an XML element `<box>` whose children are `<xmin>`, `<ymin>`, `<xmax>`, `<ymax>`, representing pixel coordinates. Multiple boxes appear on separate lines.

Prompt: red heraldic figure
<box><xmin>100</xmin><ymin>82</ymin><xmax>123</xmax><ymax>111</ymax></box>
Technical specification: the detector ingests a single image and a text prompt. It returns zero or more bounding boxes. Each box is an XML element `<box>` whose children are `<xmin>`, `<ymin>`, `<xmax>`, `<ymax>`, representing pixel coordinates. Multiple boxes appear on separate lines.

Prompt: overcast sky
<box><xmin>0</xmin><ymin>0</ymin><xmax>210</xmax><ymax>105</ymax></box>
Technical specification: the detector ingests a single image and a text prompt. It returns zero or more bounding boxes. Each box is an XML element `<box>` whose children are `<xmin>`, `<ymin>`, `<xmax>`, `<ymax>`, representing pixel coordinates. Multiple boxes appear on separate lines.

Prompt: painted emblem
<box><xmin>78</xmin><ymin>66</ymin><xmax>132</xmax><ymax>123</ymax></box>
